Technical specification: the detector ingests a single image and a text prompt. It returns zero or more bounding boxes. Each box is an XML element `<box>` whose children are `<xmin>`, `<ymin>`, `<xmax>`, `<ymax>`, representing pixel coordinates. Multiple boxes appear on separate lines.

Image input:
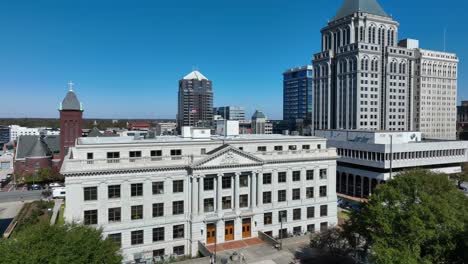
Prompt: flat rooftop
<box><xmin>78</xmin><ymin>134</ymin><xmax>323</xmax><ymax>145</ymax></box>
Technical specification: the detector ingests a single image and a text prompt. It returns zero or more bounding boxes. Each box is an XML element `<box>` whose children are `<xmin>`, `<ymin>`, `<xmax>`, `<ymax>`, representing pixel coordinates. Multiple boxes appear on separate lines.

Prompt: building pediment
<box><xmin>192</xmin><ymin>145</ymin><xmax>263</xmax><ymax>169</ymax></box>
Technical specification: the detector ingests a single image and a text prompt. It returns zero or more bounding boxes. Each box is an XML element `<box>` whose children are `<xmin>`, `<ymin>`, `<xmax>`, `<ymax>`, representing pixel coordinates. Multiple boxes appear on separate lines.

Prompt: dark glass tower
<box><xmin>283</xmin><ymin>66</ymin><xmax>313</xmax><ymax>129</ymax></box>
<box><xmin>177</xmin><ymin>71</ymin><xmax>213</xmax><ymax>131</ymax></box>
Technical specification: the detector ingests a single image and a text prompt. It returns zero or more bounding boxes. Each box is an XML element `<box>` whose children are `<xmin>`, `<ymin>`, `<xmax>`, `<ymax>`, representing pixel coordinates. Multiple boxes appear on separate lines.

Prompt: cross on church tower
<box><xmin>68</xmin><ymin>81</ymin><xmax>75</xmax><ymax>91</ymax></box>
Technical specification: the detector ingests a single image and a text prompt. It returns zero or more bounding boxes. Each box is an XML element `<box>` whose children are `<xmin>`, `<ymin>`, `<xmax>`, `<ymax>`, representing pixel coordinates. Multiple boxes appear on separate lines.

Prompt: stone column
<box><xmin>257</xmin><ymin>172</ymin><xmax>263</xmax><ymax>207</ymax></box>
<box><xmin>345</xmin><ymin>174</ymin><xmax>349</xmax><ymax>195</ymax></box>
<box><xmin>217</xmin><ymin>173</ymin><xmax>223</xmax><ymax>214</ymax></box>
<box><xmin>360</xmin><ymin>177</ymin><xmax>364</xmax><ymax>198</ymax></box>
<box><xmin>337</xmin><ymin>172</ymin><xmax>341</xmax><ymax>193</ymax></box>
<box><xmin>191</xmin><ymin>176</ymin><xmax>198</xmax><ymax>215</ymax></box>
<box><xmin>198</xmin><ymin>176</ymin><xmax>204</xmax><ymax>214</ymax></box>
<box><xmin>272</xmin><ymin>170</ymin><xmax>278</xmax><ymax>207</ymax></box>
<box><xmin>286</xmin><ymin>169</ymin><xmax>292</xmax><ymax>201</ymax></box>
<box><xmin>300</xmin><ymin>168</ymin><xmax>306</xmax><ymax>200</ymax></box>
<box><xmin>234</xmin><ymin>172</ymin><xmax>240</xmax><ymax>212</ymax></box>
<box><xmin>251</xmin><ymin>172</ymin><xmax>257</xmax><ymax>208</ymax></box>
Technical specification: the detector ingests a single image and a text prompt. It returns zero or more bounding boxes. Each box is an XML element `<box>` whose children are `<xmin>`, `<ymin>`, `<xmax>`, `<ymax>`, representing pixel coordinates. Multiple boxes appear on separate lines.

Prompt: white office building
<box><xmin>62</xmin><ymin>126</ymin><xmax>338</xmax><ymax>262</ymax></box>
<box><xmin>316</xmin><ymin>130</ymin><xmax>468</xmax><ymax>198</ymax></box>
<box><xmin>9</xmin><ymin>125</ymin><xmax>40</xmax><ymax>141</ymax></box>
<box><xmin>312</xmin><ymin>0</ymin><xmax>458</xmax><ymax>139</ymax></box>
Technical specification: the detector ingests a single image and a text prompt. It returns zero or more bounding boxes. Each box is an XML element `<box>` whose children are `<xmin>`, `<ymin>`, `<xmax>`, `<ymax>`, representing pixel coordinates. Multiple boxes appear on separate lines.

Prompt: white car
<box><xmin>49</xmin><ymin>182</ymin><xmax>64</xmax><ymax>189</ymax></box>
<box><xmin>52</xmin><ymin>188</ymin><xmax>66</xmax><ymax>199</ymax></box>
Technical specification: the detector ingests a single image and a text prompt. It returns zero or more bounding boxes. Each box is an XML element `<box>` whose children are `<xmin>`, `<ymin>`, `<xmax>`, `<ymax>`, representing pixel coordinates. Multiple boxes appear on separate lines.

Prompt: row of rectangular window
<box><xmin>257</xmin><ymin>144</ymin><xmax>319</xmax><ymax>152</ymax></box>
<box><xmin>107</xmin><ymin>227</ymin><xmax>185</xmax><ymax>248</ymax></box>
<box><xmin>94</xmin><ymin>144</ymin><xmax>321</xmax><ymax>161</ymax></box>
<box><xmin>263</xmin><ymin>205</ymin><xmax>328</xmax><ymax>225</ymax></box>
<box><xmin>84</xmin><ymin>170</ymin><xmax>328</xmax><ymax>201</ymax></box>
<box><xmin>84</xmin><ymin>181</ymin><xmax>184</xmax><ymax>201</ymax></box>
<box><xmin>84</xmin><ymin>201</ymin><xmax>184</xmax><ymax>224</ymax></box>
<box><xmin>85</xmin><ymin>185</ymin><xmax>327</xmax><ymax>223</ymax></box>
<box><xmin>266</xmin><ymin>222</ymin><xmax>328</xmax><ymax>238</ymax></box>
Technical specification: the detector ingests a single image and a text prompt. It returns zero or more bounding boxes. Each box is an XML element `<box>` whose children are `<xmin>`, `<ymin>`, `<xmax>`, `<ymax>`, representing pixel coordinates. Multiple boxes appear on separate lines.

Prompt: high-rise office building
<box><xmin>177</xmin><ymin>71</ymin><xmax>213</xmax><ymax>131</ymax></box>
<box><xmin>283</xmin><ymin>66</ymin><xmax>313</xmax><ymax>124</ymax></box>
<box><xmin>0</xmin><ymin>126</ymin><xmax>10</xmax><ymax>147</ymax></box>
<box><xmin>214</xmin><ymin>106</ymin><xmax>245</xmax><ymax>121</ymax></box>
<box><xmin>312</xmin><ymin>0</ymin><xmax>458</xmax><ymax>139</ymax></box>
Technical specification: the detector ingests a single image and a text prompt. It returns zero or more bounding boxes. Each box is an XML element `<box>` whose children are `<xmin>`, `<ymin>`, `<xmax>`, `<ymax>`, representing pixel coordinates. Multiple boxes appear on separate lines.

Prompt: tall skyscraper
<box><xmin>312</xmin><ymin>0</ymin><xmax>458</xmax><ymax>139</ymax></box>
<box><xmin>214</xmin><ymin>106</ymin><xmax>245</xmax><ymax>121</ymax></box>
<box><xmin>283</xmin><ymin>66</ymin><xmax>313</xmax><ymax>123</ymax></box>
<box><xmin>59</xmin><ymin>83</ymin><xmax>83</xmax><ymax>162</ymax></box>
<box><xmin>177</xmin><ymin>71</ymin><xmax>213</xmax><ymax>130</ymax></box>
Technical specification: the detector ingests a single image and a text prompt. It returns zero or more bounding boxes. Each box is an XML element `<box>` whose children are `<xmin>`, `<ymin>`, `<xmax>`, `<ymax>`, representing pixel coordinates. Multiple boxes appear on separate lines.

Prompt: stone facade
<box><xmin>312</xmin><ymin>0</ymin><xmax>458</xmax><ymax>139</ymax></box>
<box><xmin>62</xmin><ymin>134</ymin><xmax>338</xmax><ymax>262</ymax></box>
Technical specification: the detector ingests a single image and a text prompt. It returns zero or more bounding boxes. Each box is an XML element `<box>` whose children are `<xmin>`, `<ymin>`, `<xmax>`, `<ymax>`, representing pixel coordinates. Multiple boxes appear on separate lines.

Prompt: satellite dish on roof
<box><xmin>410</xmin><ymin>133</ymin><xmax>416</xmax><ymax>140</ymax></box>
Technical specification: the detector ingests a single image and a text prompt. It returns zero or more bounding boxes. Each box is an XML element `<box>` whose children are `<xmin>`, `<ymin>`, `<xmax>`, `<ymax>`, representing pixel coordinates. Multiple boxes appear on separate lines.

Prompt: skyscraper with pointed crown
<box><xmin>313</xmin><ymin>0</ymin><xmax>458</xmax><ymax>139</ymax></box>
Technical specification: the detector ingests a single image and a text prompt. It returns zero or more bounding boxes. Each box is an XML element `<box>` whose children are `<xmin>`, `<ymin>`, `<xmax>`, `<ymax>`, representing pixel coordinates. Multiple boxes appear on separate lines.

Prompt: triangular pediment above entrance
<box><xmin>192</xmin><ymin>145</ymin><xmax>264</xmax><ymax>168</ymax></box>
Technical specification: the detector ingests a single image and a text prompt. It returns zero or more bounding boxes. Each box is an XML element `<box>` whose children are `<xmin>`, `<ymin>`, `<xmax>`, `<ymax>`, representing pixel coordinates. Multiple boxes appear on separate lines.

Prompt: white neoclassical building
<box><xmin>62</xmin><ymin>126</ymin><xmax>338</xmax><ymax>262</ymax></box>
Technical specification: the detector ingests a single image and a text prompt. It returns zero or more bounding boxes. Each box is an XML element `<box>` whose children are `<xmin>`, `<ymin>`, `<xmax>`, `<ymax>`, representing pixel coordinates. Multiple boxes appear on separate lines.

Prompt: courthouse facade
<box><xmin>62</xmin><ymin>128</ymin><xmax>337</xmax><ymax>261</ymax></box>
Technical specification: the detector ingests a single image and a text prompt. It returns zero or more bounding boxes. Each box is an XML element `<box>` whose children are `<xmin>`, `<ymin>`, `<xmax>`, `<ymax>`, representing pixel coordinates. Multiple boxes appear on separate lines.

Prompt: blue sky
<box><xmin>0</xmin><ymin>0</ymin><xmax>467</xmax><ymax>120</ymax></box>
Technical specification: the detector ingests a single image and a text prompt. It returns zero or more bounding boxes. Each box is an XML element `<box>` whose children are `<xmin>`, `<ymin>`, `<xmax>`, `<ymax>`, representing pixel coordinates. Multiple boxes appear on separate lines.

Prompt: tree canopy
<box><xmin>0</xmin><ymin>223</ymin><xmax>122</xmax><ymax>264</ymax></box>
<box><xmin>343</xmin><ymin>170</ymin><xmax>468</xmax><ymax>264</ymax></box>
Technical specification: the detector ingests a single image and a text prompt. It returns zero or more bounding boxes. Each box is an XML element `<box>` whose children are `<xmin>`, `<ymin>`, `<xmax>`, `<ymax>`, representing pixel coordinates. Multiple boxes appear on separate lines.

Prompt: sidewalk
<box><xmin>50</xmin><ymin>199</ymin><xmax>63</xmax><ymax>226</ymax></box>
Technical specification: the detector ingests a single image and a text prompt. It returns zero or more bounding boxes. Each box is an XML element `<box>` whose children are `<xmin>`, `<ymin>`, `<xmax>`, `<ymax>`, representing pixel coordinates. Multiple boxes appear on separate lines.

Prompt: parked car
<box><xmin>29</xmin><ymin>184</ymin><xmax>43</xmax><ymax>191</ymax></box>
<box><xmin>52</xmin><ymin>188</ymin><xmax>66</xmax><ymax>199</ymax></box>
<box><xmin>49</xmin><ymin>182</ymin><xmax>64</xmax><ymax>189</ymax></box>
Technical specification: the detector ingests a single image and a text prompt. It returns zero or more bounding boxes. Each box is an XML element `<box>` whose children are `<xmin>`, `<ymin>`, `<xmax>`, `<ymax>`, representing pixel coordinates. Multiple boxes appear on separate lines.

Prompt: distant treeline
<box><xmin>0</xmin><ymin>118</ymin><xmax>176</xmax><ymax>130</ymax></box>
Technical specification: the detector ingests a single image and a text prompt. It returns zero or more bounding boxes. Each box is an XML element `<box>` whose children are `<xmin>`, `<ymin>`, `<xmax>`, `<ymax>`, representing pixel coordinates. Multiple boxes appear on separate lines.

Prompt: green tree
<box><xmin>0</xmin><ymin>223</ymin><xmax>122</xmax><ymax>264</ymax></box>
<box><xmin>450</xmin><ymin>162</ymin><xmax>468</xmax><ymax>188</ymax></box>
<box><xmin>343</xmin><ymin>170</ymin><xmax>468</xmax><ymax>264</ymax></box>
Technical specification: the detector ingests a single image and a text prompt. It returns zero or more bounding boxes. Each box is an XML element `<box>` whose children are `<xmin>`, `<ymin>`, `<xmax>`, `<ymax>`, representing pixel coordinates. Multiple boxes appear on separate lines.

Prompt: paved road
<box><xmin>0</xmin><ymin>201</ymin><xmax>23</xmax><ymax>236</ymax></box>
<box><xmin>0</xmin><ymin>190</ymin><xmax>42</xmax><ymax>203</ymax></box>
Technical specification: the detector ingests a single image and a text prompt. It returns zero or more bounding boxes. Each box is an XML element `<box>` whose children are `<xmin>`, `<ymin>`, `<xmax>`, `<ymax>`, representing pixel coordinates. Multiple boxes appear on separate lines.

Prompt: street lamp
<box><xmin>280</xmin><ymin>217</ymin><xmax>286</xmax><ymax>250</ymax></box>
<box><xmin>353</xmin><ymin>233</ymin><xmax>359</xmax><ymax>263</ymax></box>
<box><xmin>214</xmin><ymin>220</ymin><xmax>218</xmax><ymax>264</ymax></box>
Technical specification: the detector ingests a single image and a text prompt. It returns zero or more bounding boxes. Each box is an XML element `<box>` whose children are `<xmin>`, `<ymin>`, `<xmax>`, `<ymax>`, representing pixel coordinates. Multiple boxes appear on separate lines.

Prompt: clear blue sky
<box><xmin>0</xmin><ymin>0</ymin><xmax>466</xmax><ymax>120</ymax></box>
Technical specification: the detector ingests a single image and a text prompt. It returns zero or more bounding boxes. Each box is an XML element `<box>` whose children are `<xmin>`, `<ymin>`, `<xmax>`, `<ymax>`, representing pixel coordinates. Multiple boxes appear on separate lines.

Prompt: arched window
<box><xmin>402</xmin><ymin>63</ymin><xmax>406</xmax><ymax>74</ymax></box>
<box><xmin>365</xmin><ymin>59</ymin><xmax>369</xmax><ymax>71</ymax></box>
<box><xmin>360</xmin><ymin>26</ymin><xmax>364</xmax><ymax>41</ymax></box>
<box><xmin>388</xmin><ymin>29</ymin><xmax>394</xmax><ymax>46</ymax></box>
<box><xmin>373</xmin><ymin>59</ymin><xmax>379</xmax><ymax>72</ymax></box>
<box><xmin>381</xmin><ymin>28</ymin><xmax>386</xmax><ymax>46</ymax></box>
<box><xmin>361</xmin><ymin>58</ymin><xmax>366</xmax><ymax>71</ymax></box>
<box><xmin>372</xmin><ymin>27</ymin><xmax>376</xmax><ymax>44</ymax></box>
<box><xmin>347</xmin><ymin>28</ymin><xmax>351</xmax><ymax>44</ymax></box>
<box><xmin>378</xmin><ymin>28</ymin><xmax>382</xmax><ymax>45</ymax></box>
<box><xmin>399</xmin><ymin>63</ymin><xmax>403</xmax><ymax>74</ymax></box>
<box><xmin>393</xmin><ymin>62</ymin><xmax>397</xmax><ymax>73</ymax></box>
<box><xmin>368</xmin><ymin>27</ymin><xmax>372</xmax><ymax>43</ymax></box>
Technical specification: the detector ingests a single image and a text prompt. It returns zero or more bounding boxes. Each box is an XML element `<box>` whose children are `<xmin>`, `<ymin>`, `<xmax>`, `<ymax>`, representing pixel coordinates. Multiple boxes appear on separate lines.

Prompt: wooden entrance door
<box><xmin>206</xmin><ymin>224</ymin><xmax>216</xmax><ymax>244</ymax></box>
<box><xmin>242</xmin><ymin>218</ymin><xmax>251</xmax><ymax>238</ymax></box>
<box><xmin>225</xmin><ymin>221</ymin><xmax>234</xmax><ymax>241</ymax></box>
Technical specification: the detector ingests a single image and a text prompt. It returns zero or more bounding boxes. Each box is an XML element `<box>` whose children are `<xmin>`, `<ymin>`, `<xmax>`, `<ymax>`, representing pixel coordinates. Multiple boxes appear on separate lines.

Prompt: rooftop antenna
<box><xmin>68</xmin><ymin>81</ymin><xmax>75</xmax><ymax>91</ymax></box>
<box><xmin>444</xmin><ymin>27</ymin><xmax>447</xmax><ymax>52</ymax></box>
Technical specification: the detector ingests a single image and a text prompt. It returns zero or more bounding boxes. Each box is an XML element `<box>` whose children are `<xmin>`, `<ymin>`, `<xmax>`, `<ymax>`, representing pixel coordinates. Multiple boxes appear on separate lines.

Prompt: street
<box><xmin>0</xmin><ymin>190</ymin><xmax>42</xmax><ymax>203</ymax></box>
